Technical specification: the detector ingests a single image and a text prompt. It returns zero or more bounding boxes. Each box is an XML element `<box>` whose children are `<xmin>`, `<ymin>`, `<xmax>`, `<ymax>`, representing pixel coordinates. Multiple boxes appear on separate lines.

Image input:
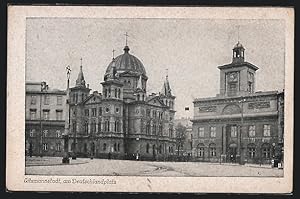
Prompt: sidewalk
<box><xmin>25</xmin><ymin>156</ymin><xmax>89</xmax><ymax>167</ymax></box>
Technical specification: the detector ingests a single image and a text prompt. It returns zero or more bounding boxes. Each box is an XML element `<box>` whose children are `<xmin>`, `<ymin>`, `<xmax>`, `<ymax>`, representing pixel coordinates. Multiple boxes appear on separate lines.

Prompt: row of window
<box><xmin>104</xmin><ymin>88</ymin><xmax>121</xmax><ymax>98</ymax></box>
<box><xmin>30</xmin><ymin>95</ymin><xmax>63</xmax><ymax>106</ymax></box>
<box><xmin>28</xmin><ymin>143</ymin><xmax>62</xmax><ymax>152</ymax></box>
<box><xmin>145</xmin><ymin>123</ymin><xmax>174</xmax><ymax>137</ymax></box>
<box><xmin>146</xmin><ymin>109</ymin><xmax>164</xmax><ymax>119</ymax></box>
<box><xmin>73</xmin><ymin>120</ymin><xmax>122</xmax><ymax>134</ymax></box>
<box><xmin>145</xmin><ymin>143</ymin><xmax>175</xmax><ymax>154</ymax></box>
<box><xmin>28</xmin><ymin>129</ymin><xmax>62</xmax><ymax>138</ymax></box>
<box><xmin>197</xmin><ymin>124</ymin><xmax>271</xmax><ymax>138</ymax></box>
<box><xmin>195</xmin><ymin>143</ymin><xmax>273</xmax><ymax>159</ymax></box>
<box><xmin>82</xmin><ymin>107</ymin><xmax>120</xmax><ymax>117</ymax></box>
<box><xmin>29</xmin><ymin>109</ymin><xmax>63</xmax><ymax>120</ymax></box>
<box><xmin>72</xmin><ymin>93</ymin><xmax>88</xmax><ymax>104</ymax></box>
<box><xmin>76</xmin><ymin>142</ymin><xmax>121</xmax><ymax>152</ymax></box>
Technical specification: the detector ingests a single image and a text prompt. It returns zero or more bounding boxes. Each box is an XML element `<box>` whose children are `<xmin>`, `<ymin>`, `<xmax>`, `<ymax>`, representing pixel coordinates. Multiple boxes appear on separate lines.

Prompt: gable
<box><xmin>83</xmin><ymin>94</ymin><xmax>102</xmax><ymax>105</ymax></box>
<box><xmin>147</xmin><ymin>96</ymin><xmax>166</xmax><ymax>107</ymax></box>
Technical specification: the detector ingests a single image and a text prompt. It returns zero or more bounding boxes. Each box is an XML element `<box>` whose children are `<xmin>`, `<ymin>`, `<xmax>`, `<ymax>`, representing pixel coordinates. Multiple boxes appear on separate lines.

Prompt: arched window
<box><xmin>209</xmin><ymin>143</ymin><xmax>216</xmax><ymax>157</ymax></box>
<box><xmin>247</xmin><ymin>143</ymin><xmax>256</xmax><ymax>158</ymax></box>
<box><xmin>159</xmin><ymin>124</ymin><xmax>163</xmax><ymax>136</ymax></box>
<box><xmin>146</xmin><ymin>122</ymin><xmax>150</xmax><ymax>135</ymax></box>
<box><xmin>104</xmin><ymin>120</ymin><xmax>110</xmax><ymax>132</ymax></box>
<box><xmin>83</xmin><ymin>143</ymin><xmax>87</xmax><ymax>153</ymax></box>
<box><xmin>103</xmin><ymin>143</ymin><xmax>107</xmax><ymax>151</ymax></box>
<box><xmin>108</xmin><ymin>87</ymin><xmax>111</xmax><ymax>97</ymax></box>
<box><xmin>153</xmin><ymin>124</ymin><xmax>156</xmax><ymax>135</ymax></box>
<box><xmin>114</xmin><ymin>143</ymin><xmax>117</xmax><ymax>152</ymax></box>
<box><xmin>115</xmin><ymin>88</ymin><xmax>117</xmax><ymax>98</ymax></box>
<box><xmin>91</xmin><ymin>121</ymin><xmax>96</xmax><ymax>133</ymax></box>
<box><xmin>146</xmin><ymin>143</ymin><xmax>150</xmax><ymax>153</ymax></box>
<box><xmin>84</xmin><ymin>121</ymin><xmax>88</xmax><ymax>134</ymax></box>
<box><xmin>98</xmin><ymin>121</ymin><xmax>101</xmax><ymax>132</ymax></box>
<box><xmin>261</xmin><ymin>143</ymin><xmax>271</xmax><ymax>159</ymax></box>
<box><xmin>137</xmin><ymin>94</ymin><xmax>140</xmax><ymax>101</ymax></box>
<box><xmin>197</xmin><ymin>143</ymin><xmax>205</xmax><ymax>157</ymax></box>
<box><xmin>115</xmin><ymin>120</ymin><xmax>121</xmax><ymax>132</ymax></box>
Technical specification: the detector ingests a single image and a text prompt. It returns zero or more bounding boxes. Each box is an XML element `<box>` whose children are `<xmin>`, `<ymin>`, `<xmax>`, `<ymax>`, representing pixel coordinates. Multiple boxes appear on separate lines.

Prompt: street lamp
<box><xmin>39</xmin><ymin>81</ymin><xmax>48</xmax><ymax>157</ymax></box>
<box><xmin>238</xmin><ymin>98</ymin><xmax>246</xmax><ymax>165</ymax></box>
<box><xmin>62</xmin><ymin>65</ymin><xmax>71</xmax><ymax>164</ymax></box>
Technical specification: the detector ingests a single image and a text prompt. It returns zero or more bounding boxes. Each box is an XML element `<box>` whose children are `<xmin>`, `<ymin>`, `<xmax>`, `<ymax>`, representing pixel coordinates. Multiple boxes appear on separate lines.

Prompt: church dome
<box><xmin>233</xmin><ymin>41</ymin><xmax>244</xmax><ymax>49</ymax></box>
<box><xmin>105</xmin><ymin>46</ymin><xmax>147</xmax><ymax>77</ymax></box>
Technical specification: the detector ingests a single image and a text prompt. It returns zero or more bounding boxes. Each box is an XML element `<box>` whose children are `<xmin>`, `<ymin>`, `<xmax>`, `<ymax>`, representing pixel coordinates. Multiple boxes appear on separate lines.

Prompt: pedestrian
<box><xmin>136</xmin><ymin>152</ymin><xmax>139</xmax><ymax>161</ymax></box>
<box><xmin>108</xmin><ymin>152</ymin><xmax>111</xmax><ymax>160</ymax></box>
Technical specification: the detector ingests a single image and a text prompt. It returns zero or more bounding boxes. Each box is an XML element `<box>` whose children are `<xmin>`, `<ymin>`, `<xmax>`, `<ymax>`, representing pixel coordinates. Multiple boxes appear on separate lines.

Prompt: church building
<box><xmin>191</xmin><ymin>41</ymin><xmax>284</xmax><ymax>164</ymax></box>
<box><xmin>67</xmin><ymin>44</ymin><xmax>177</xmax><ymax>161</ymax></box>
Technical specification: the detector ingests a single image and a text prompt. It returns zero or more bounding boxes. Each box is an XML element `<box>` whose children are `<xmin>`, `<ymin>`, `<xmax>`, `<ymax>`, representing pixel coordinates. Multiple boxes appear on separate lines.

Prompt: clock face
<box><xmin>228</xmin><ymin>72</ymin><xmax>238</xmax><ymax>82</ymax></box>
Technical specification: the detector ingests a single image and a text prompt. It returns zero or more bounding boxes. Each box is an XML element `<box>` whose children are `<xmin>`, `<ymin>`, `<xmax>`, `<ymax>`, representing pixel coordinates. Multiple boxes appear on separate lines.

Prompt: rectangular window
<box><xmin>30</xmin><ymin>109</ymin><xmax>36</xmax><ymax>120</ymax></box>
<box><xmin>99</xmin><ymin>107</ymin><xmax>102</xmax><ymax>116</ymax></box>
<box><xmin>43</xmin><ymin>143</ymin><xmax>48</xmax><ymax>151</ymax></box>
<box><xmin>262</xmin><ymin>148</ymin><xmax>271</xmax><ymax>158</ymax></box>
<box><xmin>210</xmin><ymin>126</ymin><xmax>216</xmax><ymax>137</ymax></box>
<box><xmin>57</xmin><ymin>96</ymin><xmax>62</xmax><ymax>105</ymax></box>
<box><xmin>56</xmin><ymin>143</ymin><xmax>61</xmax><ymax>151</ymax></box>
<box><xmin>56</xmin><ymin>130</ymin><xmax>61</xmax><ymax>138</ymax></box>
<box><xmin>31</xmin><ymin>95</ymin><xmax>37</xmax><ymax>105</ymax></box>
<box><xmin>198</xmin><ymin>127</ymin><xmax>204</xmax><ymax>138</ymax></box>
<box><xmin>85</xmin><ymin>109</ymin><xmax>89</xmax><ymax>116</ymax></box>
<box><xmin>44</xmin><ymin>95</ymin><xmax>50</xmax><ymax>105</ymax></box>
<box><xmin>43</xmin><ymin>130</ymin><xmax>48</xmax><ymax>137</ymax></box>
<box><xmin>92</xmin><ymin>108</ymin><xmax>97</xmax><ymax>117</ymax></box>
<box><xmin>56</xmin><ymin>110</ymin><xmax>63</xmax><ymax>120</ymax></box>
<box><xmin>248</xmin><ymin>147</ymin><xmax>256</xmax><ymax>158</ymax></box>
<box><xmin>197</xmin><ymin>147</ymin><xmax>204</xmax><ymax>157</ymax></box>
<box><xmin>29</xmin><ymin>129</ymin><xmax>35</xmax><ymax>137</ymax></box>
<box><xmin>43</xmin><ymin>110</ymin><xmax>50</xmax><ymax>120</ymax></box>
<box><xmin>73</xmin><ymin>122</ymin><xmax>76</xmax><ymax>133</ymax></box>
<box><xmin>231</xmin><ymin>126</ymin><xmax>237</xmax><ymax>137</ymax></box>
<box><xmin>263</xmin><ymin>124</ymin><xmax>271</xmax><ymax>136</ymax></box>
<box><xmin>248</xmin><ymin>125</ymin><xmax>255</xmax><ymax>137</ymax></box>
<box><xmin>210</xmin><ymin>147</ymin><xmax>216</xmax><ymax>157</ymax></box>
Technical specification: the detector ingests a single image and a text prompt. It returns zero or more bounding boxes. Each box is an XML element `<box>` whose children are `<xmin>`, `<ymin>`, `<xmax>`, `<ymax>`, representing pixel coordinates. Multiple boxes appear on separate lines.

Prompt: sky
<box><xmin>26</xmin><ymin>18</ymin><xmax>285</xmax><ymax>119</ymax></box>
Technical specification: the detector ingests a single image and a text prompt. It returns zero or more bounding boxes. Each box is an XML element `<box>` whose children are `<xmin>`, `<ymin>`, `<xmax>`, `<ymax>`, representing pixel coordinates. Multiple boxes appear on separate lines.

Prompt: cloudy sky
<box><xmin>26</xmin><ymin>18</ymin><xmax>285</xmax><ymax>118</ymax></box>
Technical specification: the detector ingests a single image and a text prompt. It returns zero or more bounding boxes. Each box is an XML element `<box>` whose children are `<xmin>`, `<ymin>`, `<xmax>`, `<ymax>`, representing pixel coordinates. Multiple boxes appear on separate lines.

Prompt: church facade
<box><xmin>191</xmin><ymin>42</ymin><xmax>284</xmax><ymax>164</ymax></box>
<box><xmin>67</xmin><ymin>45</ymin><xmax>177</xmax><ymax>161</ymax></box>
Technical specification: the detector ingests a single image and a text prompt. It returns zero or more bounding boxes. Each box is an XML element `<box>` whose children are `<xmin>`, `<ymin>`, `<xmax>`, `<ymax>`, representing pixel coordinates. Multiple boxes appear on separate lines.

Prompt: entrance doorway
<box><xmin>152</xmin><ymin>144</ymin><xmax>156</xmax><ymax>160</ymax></box>
<box><xmin>228</xmin><ymin>143</ymin><xmax>237</xmax><ymax>163</ymax></box>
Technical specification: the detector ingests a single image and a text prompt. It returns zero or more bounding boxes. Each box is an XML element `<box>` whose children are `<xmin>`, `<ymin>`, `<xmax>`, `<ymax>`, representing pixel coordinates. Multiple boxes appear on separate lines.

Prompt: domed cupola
<box><xmin>104</xmin><ymin>45</ymin><xmax>147</xmax><ymax>80</ymax></box>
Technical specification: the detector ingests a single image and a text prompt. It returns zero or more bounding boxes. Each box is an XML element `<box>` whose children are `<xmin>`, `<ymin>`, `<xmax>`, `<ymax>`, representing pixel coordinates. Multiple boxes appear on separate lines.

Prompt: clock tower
<box><xmin>217</xmin><ymin>41</ymin><xmax>259</xmax><ymax>97</ymax></box>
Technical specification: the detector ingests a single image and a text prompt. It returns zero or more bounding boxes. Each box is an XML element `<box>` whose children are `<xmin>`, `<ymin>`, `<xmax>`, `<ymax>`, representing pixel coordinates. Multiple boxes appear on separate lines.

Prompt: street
<box><xmin>25</xmin><ymin>157</ymin><xmax>283</xmax><ymax>177</ymax></box>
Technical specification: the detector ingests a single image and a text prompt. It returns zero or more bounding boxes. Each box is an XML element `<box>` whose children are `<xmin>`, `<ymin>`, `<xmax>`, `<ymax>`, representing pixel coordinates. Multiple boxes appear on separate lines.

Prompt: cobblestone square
<box><xmin>25</xmin><ymin>157</ymin><xmax>283</xmax><ymax>177</ymax></box>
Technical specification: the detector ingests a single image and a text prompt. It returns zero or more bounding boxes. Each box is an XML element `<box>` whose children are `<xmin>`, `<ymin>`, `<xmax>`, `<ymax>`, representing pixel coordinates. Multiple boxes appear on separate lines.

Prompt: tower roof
<box><xmin>233</xmin><ymin>41</ymin><xmax>245</xmax><ymax>49</ymax></box>
<box><xmin>75</xmin><ymin>61</ymin><xmax>86</xmax><ymax>88</ymax></box>
<box><xmin>161</xmin><ymin>75</ymin><xmax>172</xmax><ymax>96</ymax></box>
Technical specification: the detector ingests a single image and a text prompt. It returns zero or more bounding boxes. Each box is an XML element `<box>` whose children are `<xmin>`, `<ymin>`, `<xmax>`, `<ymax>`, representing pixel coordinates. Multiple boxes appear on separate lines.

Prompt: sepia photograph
<box><xmin>7</xmin><ymin>6</ymin><xmax>294</xmax><ymax>193</ymax></box>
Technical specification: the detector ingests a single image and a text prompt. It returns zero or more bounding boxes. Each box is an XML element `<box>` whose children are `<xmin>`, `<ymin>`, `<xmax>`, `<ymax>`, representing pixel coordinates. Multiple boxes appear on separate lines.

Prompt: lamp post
<box><xmin>39</xmin><ymin>81</ymin><xmax>48</xmax><ymax>157</ymax></box>
<box><xmin>62</xmin><ymin>65</ymin><xmax>71</xmax><ymax>164</ymax></box>
<box><xmin>238</xmin><ymin>98</ymin><xmax>246</xmax><ymax>165</ymax></box>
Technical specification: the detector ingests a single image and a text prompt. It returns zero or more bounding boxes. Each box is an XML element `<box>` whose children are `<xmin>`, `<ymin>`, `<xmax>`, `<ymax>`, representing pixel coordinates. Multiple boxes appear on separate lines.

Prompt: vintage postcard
<box><xmin>6</xmin><ymin>6</ymin><xmax>294</xmax><ymax>193</ymax></box>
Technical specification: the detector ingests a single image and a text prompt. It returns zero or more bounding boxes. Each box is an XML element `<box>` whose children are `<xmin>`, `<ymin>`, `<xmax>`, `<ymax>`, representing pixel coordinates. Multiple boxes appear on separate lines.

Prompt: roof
<box><xmin>105</xmin><ymin>46</ymin><xmax>146</xmax><ymax>78</ymax></box>
<box><xmin>193</xmin><ymin>91</ymin><xmax>281</xmax><ymax>103</ymax></box>
<box><xmin>217</xmin><ymin>61</ymin><xmax>259</xmax><ymax>71</ymax></box>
